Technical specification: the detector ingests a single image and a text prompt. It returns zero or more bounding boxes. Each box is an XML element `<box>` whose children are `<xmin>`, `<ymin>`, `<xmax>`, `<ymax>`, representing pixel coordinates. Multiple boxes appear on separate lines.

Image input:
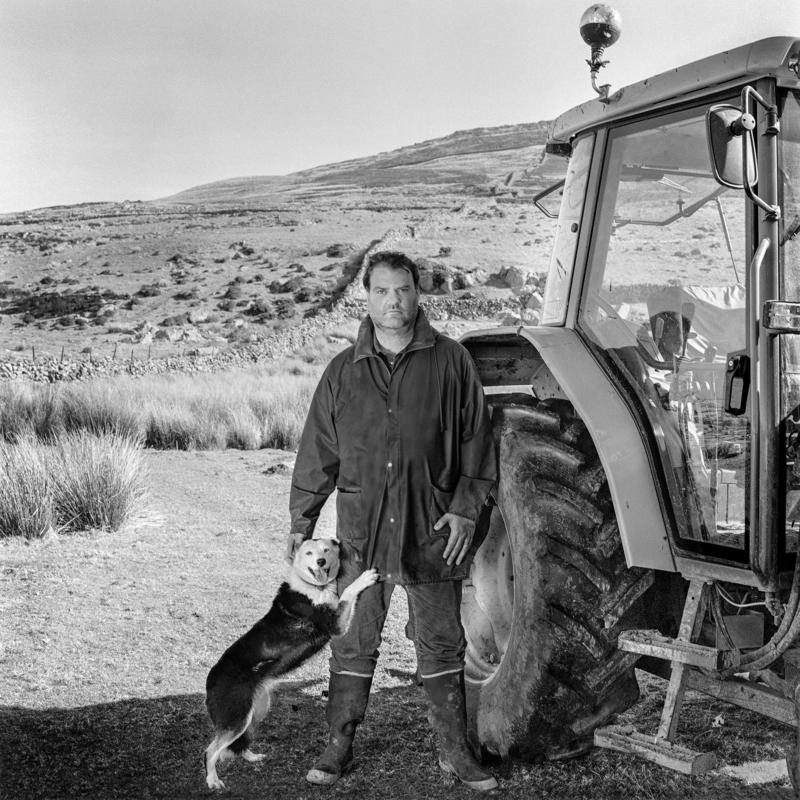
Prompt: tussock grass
<box><xmin>48</xmin><ymin>431</ymin><xmax>147</xmax><ymax>532</ymax></box>
<box><xmin>0</xmin><ymin>354</ymin><xmax>331</xmax><ymax>452</ymax></box>
<box><xmin>59</xmin><ymin>382</ymin><xmax>141</xmax><ymax>439</ymax></box>
<box><xmin>0</xmin><ymin>437</ymin><xmax>55</xmax><ymax>539</ymax></box>
<box><xmin>0</xmin><ymin>382</ymin><xmax>62</xmax><ymax>441</ymax></box>
<box><xmin>0</xmin><ymin>432</ymin><xmax>146</xmax><ymax>538</ymax></box>
<box><xmin>137</xmin><ymin>369</ymin><xmax>317</xmax><ymax>451</ymax></box>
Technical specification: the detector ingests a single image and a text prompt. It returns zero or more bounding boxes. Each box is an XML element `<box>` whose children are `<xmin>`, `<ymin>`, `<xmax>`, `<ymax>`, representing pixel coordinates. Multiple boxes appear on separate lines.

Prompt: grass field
<box><xmin>0</xmin><ymin>337</ymin><xmax>349</xmax><ymax>454</ymax></box>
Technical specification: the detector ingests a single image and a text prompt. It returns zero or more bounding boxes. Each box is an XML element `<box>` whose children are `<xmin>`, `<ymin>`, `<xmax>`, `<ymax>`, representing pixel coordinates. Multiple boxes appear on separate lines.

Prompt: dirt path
<box><xmin>1</xmin><ymin>448</ymin><xmax>412</xmax><ymax>707</ymax></box>
<box><xmin>0</xmin><ymin>450</ymin><xmax>793</xmax><ymax>799</ymax></box>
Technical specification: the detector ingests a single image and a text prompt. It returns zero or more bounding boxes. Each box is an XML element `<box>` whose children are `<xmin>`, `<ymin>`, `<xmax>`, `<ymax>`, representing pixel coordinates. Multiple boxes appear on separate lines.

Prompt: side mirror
<box><xmin>706</xmin><ymin>104</ymin><xmax>757</xmax><ymax>189</ymax></box>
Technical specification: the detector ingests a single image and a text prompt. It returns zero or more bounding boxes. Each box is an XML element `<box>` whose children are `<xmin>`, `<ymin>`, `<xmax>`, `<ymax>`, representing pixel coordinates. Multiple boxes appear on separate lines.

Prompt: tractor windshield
<box><xmin>579</xmin><ymin>103</ymin><xmax>750</xmax><ymax>557</ymax></box>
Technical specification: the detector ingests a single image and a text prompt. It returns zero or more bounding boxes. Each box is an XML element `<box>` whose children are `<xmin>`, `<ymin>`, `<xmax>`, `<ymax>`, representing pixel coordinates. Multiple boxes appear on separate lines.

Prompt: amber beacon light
<box><xmin>579</xmin><ymin>4</ymin><xmax>622</xmax><ymax>101</ymax></box>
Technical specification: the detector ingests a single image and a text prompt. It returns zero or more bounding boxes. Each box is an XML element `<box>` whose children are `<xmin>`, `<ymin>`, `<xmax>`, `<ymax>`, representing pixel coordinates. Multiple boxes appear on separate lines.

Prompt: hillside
<box><xmin>0</xmin><ymin>121</ymin><xmax>562</xmax><ymax>378</ymax></box>
<box><xmin>164</xmin><ymin>121</ymin><xmax>552</xmax><ymax>204</ymax></box>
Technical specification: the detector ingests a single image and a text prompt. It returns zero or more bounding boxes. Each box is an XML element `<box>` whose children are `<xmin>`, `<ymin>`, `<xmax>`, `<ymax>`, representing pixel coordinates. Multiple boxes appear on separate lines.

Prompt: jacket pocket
<box><xmin>336</xmin><ymin>488</ymin><xmax>366</xmax><ymax>542</ymax></box>
<box><xmin>429</xmin><ymin>485</ymin><xmax>454</xmax><ymax>538</ymax></box>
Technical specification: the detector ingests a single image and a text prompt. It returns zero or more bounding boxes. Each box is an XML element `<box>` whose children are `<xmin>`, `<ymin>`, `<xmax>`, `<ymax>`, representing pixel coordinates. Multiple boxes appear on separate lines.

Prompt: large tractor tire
<box><xmin>463</xmin><ymin>395</ymin><xmax>658</xmax><ymax>760</ymax></box>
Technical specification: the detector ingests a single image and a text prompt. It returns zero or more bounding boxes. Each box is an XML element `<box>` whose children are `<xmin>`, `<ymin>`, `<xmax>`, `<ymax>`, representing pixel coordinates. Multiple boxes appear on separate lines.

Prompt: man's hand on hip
<box><xmin>435</xmin><ymin>513</ymin><xmax>476</xmax><ymax>566</ymax></box>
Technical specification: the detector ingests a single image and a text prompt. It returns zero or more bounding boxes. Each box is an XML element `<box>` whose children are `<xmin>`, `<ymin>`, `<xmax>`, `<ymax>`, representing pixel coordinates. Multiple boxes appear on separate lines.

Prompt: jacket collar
<box><xmin>353</xmin><ymin>308</ymin><xmax>436</xmax><ymax>362</ymax></box>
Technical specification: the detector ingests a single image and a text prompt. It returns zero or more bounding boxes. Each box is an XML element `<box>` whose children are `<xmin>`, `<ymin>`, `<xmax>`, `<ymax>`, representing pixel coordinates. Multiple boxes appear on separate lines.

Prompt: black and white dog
<box><xmin>204</xmin><ymin>537</ymin><xmax>377</xmax><ymax>790</ymax></box>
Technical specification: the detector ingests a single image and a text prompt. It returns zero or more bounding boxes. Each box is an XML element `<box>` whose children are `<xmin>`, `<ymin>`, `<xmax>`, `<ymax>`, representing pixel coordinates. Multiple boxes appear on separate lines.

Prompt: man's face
<box><xmin>366</xmin><ymin>264</ymin><xmax>419</xmax><ymax>334</ymax></box>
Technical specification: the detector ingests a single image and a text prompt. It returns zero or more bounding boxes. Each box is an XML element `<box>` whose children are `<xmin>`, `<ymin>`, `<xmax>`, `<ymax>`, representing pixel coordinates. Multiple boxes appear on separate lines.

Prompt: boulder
<box><xmin>501</xmin><ymin>266</ymin><xmax>527</xmax><ymax>288</ymax></box>
<box><xmin>526</xmin><ymin>291</ymin><xmax>544</xmax><ymax>311</ymax></box>
<box><xmin>154</xmin><ymin>327</ymin><xmax>183</xmax><ymax>342</ymax></box>
<box><xmin>188</xmin><ymin>309</ymin><xmax>210</xmax><ymax>324</ymax></box>
<box><xmin>459</xmin><ymin>273</ymin><xmax>476</xmax><ymax>288</ymax></box>
<box><xmin>436</xmin><ymin>275</ymin><xmax>454</xmax><ymax>294</ymax></box>
<box><xmin>181</xmin><ymin>327</ymin><xmax>204</xmax><ymax>342</ymax></box>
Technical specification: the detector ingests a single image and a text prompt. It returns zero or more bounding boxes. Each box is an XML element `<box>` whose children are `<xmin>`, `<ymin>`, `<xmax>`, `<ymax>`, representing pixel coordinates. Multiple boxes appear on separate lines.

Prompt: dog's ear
<box><xmin>330</xmin><ymin>537</ymin><xmax>341</xmax><ymax>547</ymax></box>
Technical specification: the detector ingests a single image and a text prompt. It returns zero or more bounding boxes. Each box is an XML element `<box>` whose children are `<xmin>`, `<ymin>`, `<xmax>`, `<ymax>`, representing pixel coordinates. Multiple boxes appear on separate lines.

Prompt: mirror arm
<box><xmin>740</xmin><ymin>86</ymin><xmax>781</xmax><ymax>220</ymax></box>
<box><xmin>741</xmin><ymin>86</ymin><xmax>779</xmax><ymax>134</ymax></box>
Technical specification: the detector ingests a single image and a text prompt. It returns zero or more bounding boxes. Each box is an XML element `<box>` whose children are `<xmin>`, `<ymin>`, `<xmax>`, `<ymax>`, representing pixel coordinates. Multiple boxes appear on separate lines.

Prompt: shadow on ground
<box><xmin>1</xmin><ymin>680</ymin><xmax>447</xmax><ymax>800</ymax></box>
<box><xmin>3</xmin><ymin>680</ymin><xmax>795</xmax><ymax>800</ymax></box>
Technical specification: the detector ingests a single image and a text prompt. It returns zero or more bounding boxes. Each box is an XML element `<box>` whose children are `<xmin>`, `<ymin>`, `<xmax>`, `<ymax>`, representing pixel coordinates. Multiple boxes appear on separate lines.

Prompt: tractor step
<box><xmin>594</xmin><ymin>580</ymin><xmax>719</xmax><ymax>775</ymax></box>
<box><xmin>594</xmin><ymin>725</ymin><xmax>717</xmax><ymax>775</ymax></box>
<box><xmin>618</xmin><ymin>628</ymin><xmax>739</xmax><ymax>671</ymax></box>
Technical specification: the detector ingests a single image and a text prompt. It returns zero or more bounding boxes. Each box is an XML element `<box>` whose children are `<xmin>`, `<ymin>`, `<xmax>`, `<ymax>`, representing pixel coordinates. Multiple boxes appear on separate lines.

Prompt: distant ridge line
<box><xmin>164</xmin><ymin>120</ymin><xmax>551</xmax><ymax>204</ymax></box>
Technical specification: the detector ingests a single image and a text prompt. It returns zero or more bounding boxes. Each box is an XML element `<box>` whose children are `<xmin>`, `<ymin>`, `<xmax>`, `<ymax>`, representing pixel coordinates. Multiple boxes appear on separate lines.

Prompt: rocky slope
<box><xmin>164</xmin><ymin>122</ymin><xmax>552</xmax><ymax>204</ymax></box>
<box><xmin>0</xmin><ymin>122</ymin><xmax>560</xmax><ymax>380</ymax></box>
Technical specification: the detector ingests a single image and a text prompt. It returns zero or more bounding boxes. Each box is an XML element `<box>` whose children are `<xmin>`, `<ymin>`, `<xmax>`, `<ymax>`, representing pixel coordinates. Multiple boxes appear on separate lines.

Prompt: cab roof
<box><xmin>549</xmin><ymin>37</ymin><xmax>800</xmax><ymax>145</ymax></box>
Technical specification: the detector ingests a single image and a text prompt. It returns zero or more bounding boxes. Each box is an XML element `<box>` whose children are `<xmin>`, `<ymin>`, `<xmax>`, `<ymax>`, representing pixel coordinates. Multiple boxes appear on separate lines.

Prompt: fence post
<box><xmin>60</xmin><ymin>345</ymin><xmax>65</xmax><ymax>363</ymax></box>
<box><xmin>113</xmin><ymin>343</ymin><xmax>117</xmax><ymax>361</ymax></box>
<box><xmin>31</xmin><ymin>345</ymin><xmax>35</xmax><ymax>362</ymax></box>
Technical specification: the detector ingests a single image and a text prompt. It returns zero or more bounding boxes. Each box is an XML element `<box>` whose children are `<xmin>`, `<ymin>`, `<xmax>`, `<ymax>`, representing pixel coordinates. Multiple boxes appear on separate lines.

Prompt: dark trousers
<box><xmin>329</xmin><ymin>575</ymin><xmax>466</xmax><ymax>678</ymax></box>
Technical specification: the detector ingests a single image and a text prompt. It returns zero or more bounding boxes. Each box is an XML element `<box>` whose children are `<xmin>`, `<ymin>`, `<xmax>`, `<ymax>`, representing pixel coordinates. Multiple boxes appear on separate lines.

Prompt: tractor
<box><xmin>459</xmin><ymin>4</ymin><xmax>800</xmax><ymax>780</ymax></box>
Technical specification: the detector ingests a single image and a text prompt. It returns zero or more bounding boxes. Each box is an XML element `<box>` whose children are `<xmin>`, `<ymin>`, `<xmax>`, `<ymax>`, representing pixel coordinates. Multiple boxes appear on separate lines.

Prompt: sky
<box><xmin>1</xmin><ymin>0</ymin><xmax>798</xmax><ymax>213</ymax></box>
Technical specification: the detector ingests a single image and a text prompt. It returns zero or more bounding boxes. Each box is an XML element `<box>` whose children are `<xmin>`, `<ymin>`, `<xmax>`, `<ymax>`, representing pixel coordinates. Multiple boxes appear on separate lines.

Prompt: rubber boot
<box><xmin>423</xmin><ymin>671</ymin><xmax>499</xmax><ymax>793</ymax></box>
<box><xmin>306</xmin><ymin>672</ymin><xmax>372</xmax><ymax>786</ymax></box>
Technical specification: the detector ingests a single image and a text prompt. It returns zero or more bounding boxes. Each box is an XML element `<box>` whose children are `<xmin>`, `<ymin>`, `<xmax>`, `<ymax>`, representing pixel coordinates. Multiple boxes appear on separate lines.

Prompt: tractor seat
<box><xmin>646</xmin><ymin>284</ymin><xmax>745</xmax><ymax>363</ymax></box>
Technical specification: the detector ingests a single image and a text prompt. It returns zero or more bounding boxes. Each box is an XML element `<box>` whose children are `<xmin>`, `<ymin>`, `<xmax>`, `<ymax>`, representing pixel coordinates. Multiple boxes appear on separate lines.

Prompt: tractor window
<box><xmin>780</xmin><ymin>90</ymin><xmax>800</xmax><ymax>555</ymax></box>
<box><xmin>579</xmin><ymin>105</ymin><xmax>749</xmax><ymax>557</ymax></box>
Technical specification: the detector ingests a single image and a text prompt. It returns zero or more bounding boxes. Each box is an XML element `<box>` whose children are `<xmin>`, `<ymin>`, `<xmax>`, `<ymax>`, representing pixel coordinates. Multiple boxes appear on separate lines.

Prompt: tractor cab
<box><xmin>534</xmin><ymin>35</ymin><xmax>800</xmax><ymax>591</ymax></box>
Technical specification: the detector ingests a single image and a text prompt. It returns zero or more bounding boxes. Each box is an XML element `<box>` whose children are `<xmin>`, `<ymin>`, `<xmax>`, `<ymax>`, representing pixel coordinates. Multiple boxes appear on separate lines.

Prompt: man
<box><xmin>288</xmin><ymin>251</ymin><xmax>497</xmax><ymax>792</ymax></box>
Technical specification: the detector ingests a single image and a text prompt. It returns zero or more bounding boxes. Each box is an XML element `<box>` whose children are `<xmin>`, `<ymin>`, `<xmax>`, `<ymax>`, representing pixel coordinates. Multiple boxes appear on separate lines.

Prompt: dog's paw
<box><xmin>241</xmin><ymin>749</ymin><xmax>265</xmax><ymax>763</ymax></box>
<box><xmin>354</xmin><ymin>568</ymin><xmax>379</xmax><ymax>589</ymax></box>
<box><xmin>206</xmin><ymin>774</ymin><xmax>226</xmax><ymax>791</ymax></box>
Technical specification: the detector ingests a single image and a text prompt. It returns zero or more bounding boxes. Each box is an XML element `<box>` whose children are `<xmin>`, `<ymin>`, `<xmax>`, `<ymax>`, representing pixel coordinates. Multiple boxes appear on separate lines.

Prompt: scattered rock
<box><xmin>160</xmin><ymin>313</ymin><xmax>190</xmax><ymax>327</ymax></box>
<box><xmin>229</xmin><ymin>241</ymin><xmax>255</xmax><ymax>258</ymax></box>
<box><xmin>526</xmin><ymin>291</ymin><xmax>543</xmax><ymax>311</ymax></box>
<box><xmin>154</xmin><ymin>327</ymin><xmax>183</xmax><ymax>342</ymax></box>
<box><xmin>263</xmin><ymin>462</ymin><xmax>292</xmax><ymax>475</ymax></box>
<box><xmin>325</xmin><ymin>243</ymin><xmax>357</xmax><ymax>258</ymax></box>
<box><xmin>137</xmin><ymin>284</ymin><xmax>162</xmax><ymax>297</ymax></box>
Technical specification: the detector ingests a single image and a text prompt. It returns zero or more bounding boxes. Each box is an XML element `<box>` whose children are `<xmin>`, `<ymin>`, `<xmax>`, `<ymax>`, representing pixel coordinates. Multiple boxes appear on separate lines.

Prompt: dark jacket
<box><xmin>289</xmin><ymin>310</ymin><xmax>496</xmax><ymax>584</ymax></box>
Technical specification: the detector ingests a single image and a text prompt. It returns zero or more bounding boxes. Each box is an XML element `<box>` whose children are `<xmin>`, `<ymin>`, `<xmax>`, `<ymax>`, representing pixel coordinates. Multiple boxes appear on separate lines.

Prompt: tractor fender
<box><xmin>461</xmin><ymin>326</ymin><xmax>676</xmax><ymax>573</ymax></box>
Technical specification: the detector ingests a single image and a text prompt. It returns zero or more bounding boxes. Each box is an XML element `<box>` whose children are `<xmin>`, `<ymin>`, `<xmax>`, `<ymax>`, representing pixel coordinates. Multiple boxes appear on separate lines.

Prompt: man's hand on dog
<box><xmin>285</xmin><ymin>532</ymin><xmax>307</xmax><ymax>565</ymax></box>
<box><xmin>435</xmin><ymin>513</ymin><xmax>476</xmax><ymax>566</ymax></box>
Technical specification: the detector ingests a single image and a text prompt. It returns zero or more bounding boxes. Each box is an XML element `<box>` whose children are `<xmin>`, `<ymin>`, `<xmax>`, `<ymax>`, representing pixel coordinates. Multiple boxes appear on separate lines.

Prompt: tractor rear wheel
<box><xmin>462</xmin><ymin>395</ymin><xmax>657</xmax><ymax>759</ymax></box>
